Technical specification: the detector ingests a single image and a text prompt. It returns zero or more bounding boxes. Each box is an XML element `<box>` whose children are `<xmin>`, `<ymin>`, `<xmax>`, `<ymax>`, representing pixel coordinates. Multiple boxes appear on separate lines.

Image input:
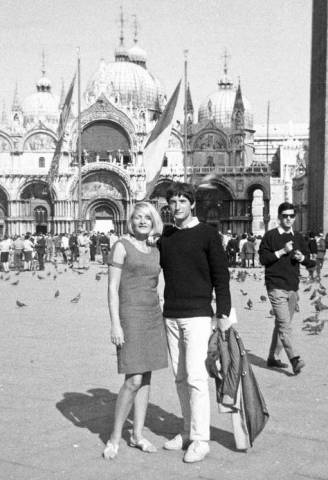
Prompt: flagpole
<box><xmin>183</xmin><ymin>49</ymin><xmax>188</xmax><ymax>183</ymax></box>
<box><xmin>266</xmin><ymin>100</ymin><xmax>270</xmax><ymax>165</ymax></box>
<box><xmin>77</xmin><ymin>47</ymin><xmax>82</xmax><ymax>230</ymax></box>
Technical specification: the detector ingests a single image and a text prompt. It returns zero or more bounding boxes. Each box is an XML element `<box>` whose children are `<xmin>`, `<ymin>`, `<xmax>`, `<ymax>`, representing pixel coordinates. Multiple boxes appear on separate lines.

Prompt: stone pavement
<box><xmin>0</xmin><ymin>259</ymin><xmax>327</xmax><ymax>480</ymax></box>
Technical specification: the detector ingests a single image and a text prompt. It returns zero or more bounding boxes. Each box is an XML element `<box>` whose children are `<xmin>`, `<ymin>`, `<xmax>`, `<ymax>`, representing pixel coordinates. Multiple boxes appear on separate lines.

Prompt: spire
<box><xmin>1</xmin><ymin>100</ymin><xmax>8</xmax><ymax>124</ymax></box>
<box><xmin>128</xmin><ymin>14</ymin><xmax>147</xmax><ymax>67</ymax></box>
<box><xmin>41</xmin><ymin>49</ymin><xmax>46</xmax><ymax>76</ymax></box>
<box><xmin>186</xmin><ymin>83</ymin><xmax>194</xmax><ymax>113</ymax></box>
<box><xmin>218</xmin><ymin>48</ymin><xmax>233</xmax><ymax>89</ymax></box>
<box><xmin>37</xmin><ymin>50</ymin><xmax>51</xmax><ymax>92</ymax></box>
<box><xmin>119</xmin><ymin>5</ymin><xmax>124</xmax><ymax>46</ymax></box>
<box><xmin>133</xmin><ymin>14</ymin><xmax>138</xmax><ymax>44</ymax></box>
<box><xmin>115</xmin><ymin>6</ymin><xmax>129</xmax><ymax>62</ymax></box>
<box><xmin>59</xmin><ymin>78</ymin><xmax>65</xmax><ymax>109</ymax></box>
<box><xmin>233</xmin><ymin>80</ymin><xmax>245</xmax><ymax>112</ymax></box>
<box><xmin>232</xmin><ymin>79</ymin><xmax>245</xmax><ymax>130</ymax></box>
<box><xmin>12</xmin><ymin>82</ymin><xmax>22</xmax><ymax>111</ymax></box>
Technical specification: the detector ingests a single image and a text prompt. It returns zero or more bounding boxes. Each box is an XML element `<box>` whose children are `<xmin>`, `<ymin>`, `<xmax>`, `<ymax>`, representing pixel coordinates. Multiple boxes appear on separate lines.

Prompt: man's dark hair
<box><xmin>166</xmin><ymin>182</ymin><xmax>195</xmax><ymax>204</ymax></box>
<box><xmin>278</xmin><ymin>202</ymin><xmax>295</xmax><ymax>215</ymax></box>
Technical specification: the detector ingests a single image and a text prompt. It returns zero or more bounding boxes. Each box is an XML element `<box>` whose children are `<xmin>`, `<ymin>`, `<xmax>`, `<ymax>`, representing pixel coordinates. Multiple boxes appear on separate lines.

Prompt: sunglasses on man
<box><xmin>281</xmin><ymin>213</ymin><xmax>296</xmax><ymax>219</ymax></box>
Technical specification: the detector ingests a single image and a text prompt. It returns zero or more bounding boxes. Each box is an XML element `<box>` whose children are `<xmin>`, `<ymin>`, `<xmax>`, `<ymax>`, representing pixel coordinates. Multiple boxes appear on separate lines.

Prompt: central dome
<box><xmin>84</xmin><ymin>59</ymin><xmax>164</xmax><ymax>112</ymax></box>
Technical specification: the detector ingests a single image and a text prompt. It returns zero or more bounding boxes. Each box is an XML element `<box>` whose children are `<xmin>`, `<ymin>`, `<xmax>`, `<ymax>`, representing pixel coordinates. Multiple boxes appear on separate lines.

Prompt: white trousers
<box><xmin>165</xmin><ymin>316</ymin><xmax>212</xmax><ymax>441</ymax></box>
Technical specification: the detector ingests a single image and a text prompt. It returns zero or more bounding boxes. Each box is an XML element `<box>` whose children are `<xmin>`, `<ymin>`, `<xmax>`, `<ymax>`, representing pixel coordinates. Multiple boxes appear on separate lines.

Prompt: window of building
<box><xmin>39</xmin><ymin>157</ymin><xmax>45</xmax><ymax>168</ymax></box>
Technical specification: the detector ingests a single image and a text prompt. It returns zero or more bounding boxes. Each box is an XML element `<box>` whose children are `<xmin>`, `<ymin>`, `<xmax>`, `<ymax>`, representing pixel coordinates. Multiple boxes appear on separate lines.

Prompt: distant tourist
<box><xmin>316</xmin><ymin>232</ymin><xmax>326</xmax><ymax>280</ymax></box>
<box><xmin>259</xmin><ymin>202</ymin><xmax>314</xmax><ymax>375</ymax></box>
<box><xmin>0</xmin><ymin>234</ymin><xmax>12</xmax><ymax>272</ymax></box>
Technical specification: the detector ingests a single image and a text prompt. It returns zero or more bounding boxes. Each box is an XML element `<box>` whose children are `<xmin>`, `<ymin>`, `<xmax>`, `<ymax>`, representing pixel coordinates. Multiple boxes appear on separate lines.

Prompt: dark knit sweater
<box><xmin>159</xmin><ymin>223</ymin><xmax>231</xmax><ymax>318</ymax></box>
<box><xmin>259</xmin><ymin>228</ymin><xmax>314</xmax><ymax>291</ymax></box>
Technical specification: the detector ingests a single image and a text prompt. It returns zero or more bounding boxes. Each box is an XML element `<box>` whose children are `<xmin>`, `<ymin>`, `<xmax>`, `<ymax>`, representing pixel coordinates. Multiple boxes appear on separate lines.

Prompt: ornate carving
<box><xmin>0</xmin><ymin>136</ymin><xmax>10</xmax><ymax>152</ymax></box>
<box><xmin>168</xmin><ymin>134</ymin><xmax>183</xmax><ymax>150</ymax></box>
<box><xmin>81</xmin><ymin>94</ymin><xmax>135</xmax><ymax>139</ymax></box>
<box><xmin>24</xmin><ymin>133</ymin><xmax>56</xmax><ymax>151</ymax></box>
<box><xmin>82</xmin><ymin>180</ymin><xmax>122</xmax><ymax>200</ymax></box>
<box><xmin>194</xmin><ymin>133</ymin><xmax>226</xmax><ymax>151</ymax></box>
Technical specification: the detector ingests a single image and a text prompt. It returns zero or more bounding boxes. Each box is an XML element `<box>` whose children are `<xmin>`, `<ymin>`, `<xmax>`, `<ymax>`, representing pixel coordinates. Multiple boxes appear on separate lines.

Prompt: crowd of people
<box><xmin>219</xmin><ymin>229</ymin><xmax>327</xmax><ymax>277</ymax></box>
<box><xmin>0</xmin><ymin>230</ymin><xmax>119</xmax><ymax>271</ymax></box>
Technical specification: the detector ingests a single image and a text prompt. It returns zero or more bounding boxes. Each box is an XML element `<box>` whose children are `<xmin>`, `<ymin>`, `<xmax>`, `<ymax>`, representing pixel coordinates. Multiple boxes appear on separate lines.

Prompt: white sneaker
<box><xmin>183</xmin><ymin>441</ymin><xmax>209</xmax><ymax>463</ymax></box>
<box><xmin>163</xmin><ymin>433</ymin><xmax>189</xmax><ymax>451</ymax></box>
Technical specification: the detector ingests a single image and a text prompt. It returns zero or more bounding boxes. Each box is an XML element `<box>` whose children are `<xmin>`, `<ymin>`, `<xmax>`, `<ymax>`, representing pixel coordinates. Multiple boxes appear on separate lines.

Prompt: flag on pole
<box><xmin>143</xmin><ymin>80</ymin><xmax>181</xmax><ymax>197</ymax></box>
<box><xmin>48</xmin><ymin>74</ymin><xmax>76</xmax><ymax>185</ymax></box>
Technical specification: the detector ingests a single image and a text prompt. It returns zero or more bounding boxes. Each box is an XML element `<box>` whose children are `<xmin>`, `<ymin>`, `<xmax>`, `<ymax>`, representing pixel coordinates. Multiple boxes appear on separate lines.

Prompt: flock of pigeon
<box><xmin>0</xmin><ymin>259</ymin><xmax>108</xmax><ymax>308</ymax></box>
<box><xmin>230</xmin><ymin>268</ymin><xmax>328</xmax><ymax>335</ymax></box>
<box><xmin>2</xmin><ymin>262</ymin><xmax>328</xmax><ymax>336</ymax></box>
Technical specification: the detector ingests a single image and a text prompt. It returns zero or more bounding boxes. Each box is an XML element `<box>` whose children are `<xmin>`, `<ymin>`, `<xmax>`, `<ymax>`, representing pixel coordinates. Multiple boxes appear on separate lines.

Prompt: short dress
<box><xmin>109</xmin><ymin>237</ymin><xmax>168</xmax><ymax>374</ymax></box>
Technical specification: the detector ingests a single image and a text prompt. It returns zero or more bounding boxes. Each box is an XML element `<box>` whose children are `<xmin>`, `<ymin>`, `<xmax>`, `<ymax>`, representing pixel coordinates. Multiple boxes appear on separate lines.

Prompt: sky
<box><xmin>0</xmin><ymin>0</ymin><xmax>312</xmax><ymax>125</ymax></box>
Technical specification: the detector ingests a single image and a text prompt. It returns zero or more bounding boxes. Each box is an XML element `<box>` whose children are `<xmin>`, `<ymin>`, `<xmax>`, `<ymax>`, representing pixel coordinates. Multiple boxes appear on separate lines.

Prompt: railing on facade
<box><xmin>77</xmin><ymin>150</ymin><xmax>132</xmax><ymax>165</ymax></box>
<box><xmin>186</xmin><ymin>165</ymin><xmax>270</xmax><ymax>175</ymax></box>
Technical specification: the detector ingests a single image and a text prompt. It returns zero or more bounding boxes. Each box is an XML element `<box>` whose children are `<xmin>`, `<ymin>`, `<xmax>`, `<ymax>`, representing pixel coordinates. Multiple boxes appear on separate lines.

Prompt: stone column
<box><xmin>308</xmin><ymin>0</ymin><xmax>328</xmax><ymax>232</ymax></box>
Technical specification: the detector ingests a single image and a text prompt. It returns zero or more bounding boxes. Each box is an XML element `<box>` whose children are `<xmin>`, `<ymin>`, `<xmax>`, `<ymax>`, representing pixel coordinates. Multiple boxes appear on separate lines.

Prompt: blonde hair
<box><xmin>127</xmin><ymin>202</ymin><xmax>163</xmax><ymax>237</ymax></box>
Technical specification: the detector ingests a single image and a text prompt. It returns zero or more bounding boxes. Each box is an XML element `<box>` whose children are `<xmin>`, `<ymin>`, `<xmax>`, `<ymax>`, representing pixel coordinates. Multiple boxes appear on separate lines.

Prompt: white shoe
<box><xmin>183</xmin><ymin>441</ymin><xmax>209</xmax><ymax>463</ymax></box>
<box><xmin>103</xmin><ymin>441</ymin><xmax>119</xmax><ymax>460</ymax></box>
<box><xmin>163</xmin><ymin>433</ymin><xmax>189</xmax><ymax>451</ymax></box>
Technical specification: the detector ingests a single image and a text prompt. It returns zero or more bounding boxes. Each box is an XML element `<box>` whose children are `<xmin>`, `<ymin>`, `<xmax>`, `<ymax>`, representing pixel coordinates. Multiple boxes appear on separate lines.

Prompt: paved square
<box><xmin>1</xmin><ymin>261</ymin><xmax>327</xmax><ymax>480</ymax></box>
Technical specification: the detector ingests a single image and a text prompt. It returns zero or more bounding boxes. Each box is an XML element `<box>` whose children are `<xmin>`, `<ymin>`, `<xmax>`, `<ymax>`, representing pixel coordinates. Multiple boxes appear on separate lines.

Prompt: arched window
<box><xmin>34</xmin><ymin>206</ymin><xmax>48</xmax><ymax>225</ymax></box>
<box><xmin>39</xmin><ymin>157</ymin><xmax>45</xmax><ymax>168</ymax></box>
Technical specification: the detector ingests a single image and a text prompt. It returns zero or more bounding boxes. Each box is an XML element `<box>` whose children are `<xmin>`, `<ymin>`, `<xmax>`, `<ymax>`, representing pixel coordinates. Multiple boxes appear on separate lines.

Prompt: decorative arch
<box><xmin>0</xmin><ymin>132</ymin><xmax>13</xmax><ymax>152</ymax></box>
<box><xmin>69</xmin><ymin>163</ymin><xmax>130</xmax><ymax>198</ymax></box>
<box><xmin>80</xmin><ymin>120</ymin><xmax>131</xmax><ymax>163</ymax></box>
<box><xmin>19</xmin><ymin>181</ymin><xmax>54</xmax><ymax>210</ymax></box>
<box><xmin>84</xmin><ymin>197</ymin><xmax>126</xmax><ymax>234</ymax></box>
<box><xmin>83</xmin><ymin>196</ymin><xmax>124</xmax><ymax>220</ymax></box>
<box><xmin>0</xmin><ymin>185</ymin><xmax>10</xmax><ymax>202</ymax></box>
<box><xmin>192</xmin><ymin>128</ymin><xmax>230</xmax><ymax>151</ymax></box>
<box><xmin>70</xmin><ymin>94</ymin><xmax>136</xmax><ymax>150</ymax></box>
<box><xmin>167</xmin><ymin>131</ymin><xmax>183</xmax><ymax>150</ymax></box>
<box><xmin>23</xmin><ymin>131</ymin><xmax>57</xmax><ymax>151</ymax></box>
<box><xmin>196</xmin><ymin>181</ymin><xmax>234</xmax><ymax>224</ymax></box>
<box><xmin>195</xmin><ymin>176</ymin><xmax>236</xmax><ymax>200</ymax></box>
<box><xmin>70</xmin><ymin>166</ymin><xmax>130</xmax><ymax>203</ymax></box>
<box><xmin>246</xmin><ymin>182</ymin><xmax>270</xmax><ymax>201</ymax></box>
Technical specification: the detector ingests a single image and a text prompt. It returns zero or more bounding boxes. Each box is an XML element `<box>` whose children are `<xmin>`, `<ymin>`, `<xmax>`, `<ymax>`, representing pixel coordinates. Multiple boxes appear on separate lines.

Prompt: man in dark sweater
<box><xmin>159</xmin><ymin>182</ymin><xmax>231</xmax><ymax>463</ymax></box>
<box><xmin>259</xmin><ymin>202</ymin><xmax>314</xmax><ymax>375</ymax></box>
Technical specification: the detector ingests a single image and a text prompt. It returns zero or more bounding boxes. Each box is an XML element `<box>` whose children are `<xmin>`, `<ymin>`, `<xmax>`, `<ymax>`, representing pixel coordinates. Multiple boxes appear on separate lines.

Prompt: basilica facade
<box><xmin>0</xmin><ymin>34</ymin><xmax>275</xmax><ymax>237</ymax></box>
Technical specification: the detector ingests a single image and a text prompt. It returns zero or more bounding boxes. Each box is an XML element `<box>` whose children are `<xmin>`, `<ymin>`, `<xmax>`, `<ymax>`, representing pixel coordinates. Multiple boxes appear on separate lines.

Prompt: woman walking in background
<box><xmin>0</xmin><ymin>234</ymin><xmax>12</xmax><ymax>272</ymax></box>
<box><xmin>103</xmin><ymin>202</ymin><xmax>167</xmax><ymax>460</ymax></box>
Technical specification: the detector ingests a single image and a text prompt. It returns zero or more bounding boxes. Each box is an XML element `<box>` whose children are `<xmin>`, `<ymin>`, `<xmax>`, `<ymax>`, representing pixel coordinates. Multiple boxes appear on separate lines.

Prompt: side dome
<box><xmin>128</xmin><ymin>44</ymin><xmax>147</xmax><ymax>67</ymax></box>
<box><xmin>198</xmin><ymin>75</ymin><xmax>253</xmax><ymax>129</ymax></box>
<box><xmin>84</xmin><ymin>59</ymin><xmax>164</xmax><ymax>111</ymax></box>
<box><xmin>22</xmin><ymin>75</ymin><xmax>59</xmax><ymax>127</ymax></box>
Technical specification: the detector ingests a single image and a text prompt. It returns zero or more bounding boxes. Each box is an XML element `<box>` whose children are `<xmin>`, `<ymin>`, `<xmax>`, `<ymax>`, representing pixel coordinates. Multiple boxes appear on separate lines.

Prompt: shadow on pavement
<box><xmin>56</xmin><ymin>387</ymin><xmax>236</xmax><ymax>450</ymax></box>
<box><xmin>246</xmin><ymin>351</ymin><xmax>294</xmax><ymax>377</ymax></box>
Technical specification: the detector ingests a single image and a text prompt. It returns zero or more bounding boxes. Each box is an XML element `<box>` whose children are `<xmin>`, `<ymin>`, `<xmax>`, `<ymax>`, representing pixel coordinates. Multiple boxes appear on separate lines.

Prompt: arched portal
<box><xmin>247</xmin><ymin>184</ymin><xmax>270</xmax><ymax>234</ymax></box>
<box><xmin>196</xmin><ymin>183</ymin><xmax>233</xmax><ymax>231</ymax></box>
<box><xmin>20</xmin><ymin>182</ymin><xmax>53</xmax><ymax>233</ymax></box>
<box><xmin>85</xmin><ymin>199</ymin><xmax>122</xmax><ymax>234</ymax></box>
<box><xmin>81</xmin><ymin>120</ymin><xmax>131</xmax><ymax>164</ymax></box>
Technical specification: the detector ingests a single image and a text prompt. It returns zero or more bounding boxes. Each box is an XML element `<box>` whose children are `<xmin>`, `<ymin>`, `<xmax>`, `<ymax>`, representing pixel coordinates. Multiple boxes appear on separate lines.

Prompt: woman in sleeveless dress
<box><xmin>103</xmin><ymin>202</ymin><xmax>167</xmax><ymax>460</ymax></box>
